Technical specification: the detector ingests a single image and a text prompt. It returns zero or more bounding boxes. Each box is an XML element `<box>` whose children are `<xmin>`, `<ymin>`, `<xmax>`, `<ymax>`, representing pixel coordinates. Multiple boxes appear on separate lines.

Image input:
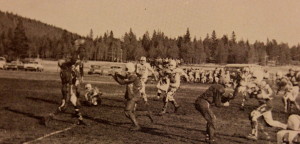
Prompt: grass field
<box><xmin>0</xmin><ymin>70</ymin><xmax>296</xmax><ymax>144</ymax></box>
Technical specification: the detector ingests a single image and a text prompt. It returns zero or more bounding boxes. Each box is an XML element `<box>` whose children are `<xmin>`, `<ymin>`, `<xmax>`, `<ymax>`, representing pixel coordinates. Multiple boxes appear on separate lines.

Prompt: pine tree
<box><xmin>184</xmin><ymin>28</ymin><xmax>191</xmax><ymax>43</ymax></box>
<box><xmin>10</xmin><ymin>20</ymin><xmax>29</xmax><ymax>59</ymax></box>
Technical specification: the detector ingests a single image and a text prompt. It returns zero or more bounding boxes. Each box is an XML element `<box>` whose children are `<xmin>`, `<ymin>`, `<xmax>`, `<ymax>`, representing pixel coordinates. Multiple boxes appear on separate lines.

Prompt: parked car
<box><xmin>24</xmin><ymin>61</ymin><xmax>44</xmax><ymax>71</ymax></box>
<box><xmin>6</xmin><ymin>61</ymin><xmax>24</xmax><ymax>70</ymax></box>
<box><xmin>108</xmin><ymin>66</ymin><xmax>124</xmax><ymax>75</ymax></box>
<box><xmin>100</xmin><ymin>65</ymin><xmax>125</xmax><ymax>76</ymax></box>
<box><xmin>0</xmin><ymin>57</ymin><xmax>7</xmax><ymax>70</ymax></box>
<box><xmin>88</xmin><ymin>65</ymin><xmax>102</xmax><ymax>75</ymax></box>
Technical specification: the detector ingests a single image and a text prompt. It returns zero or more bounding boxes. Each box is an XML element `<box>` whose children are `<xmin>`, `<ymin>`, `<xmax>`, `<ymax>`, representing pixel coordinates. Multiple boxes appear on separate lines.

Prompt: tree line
<box><xmin>0</xmin><ymin>10</ymin><xmax>299</xmax><ymax>65</ymax></box>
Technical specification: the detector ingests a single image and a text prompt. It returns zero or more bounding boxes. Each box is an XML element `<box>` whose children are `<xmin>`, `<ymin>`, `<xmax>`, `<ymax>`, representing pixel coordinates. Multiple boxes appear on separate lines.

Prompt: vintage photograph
<box><xmin>0</xmin><ymin>0</ymin><xmax>299</xmax><ymax>143</ymax></box>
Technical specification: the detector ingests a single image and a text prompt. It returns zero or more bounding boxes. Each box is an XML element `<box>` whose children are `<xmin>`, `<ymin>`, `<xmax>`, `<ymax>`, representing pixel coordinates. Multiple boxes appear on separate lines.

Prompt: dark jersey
<box><xmin>114</xmin><ymin>73</ymin><xmax>142</xmax><ymax>100</ymax></box>
<box><xmin>196</xmin><ymin>84</ymin><xmax>225</xmax><ymax>107</ymax></box>
<box><xmin>286</xmin><ymin>73</ymin><xmax>299</xmax><ymax>86</ymax></box>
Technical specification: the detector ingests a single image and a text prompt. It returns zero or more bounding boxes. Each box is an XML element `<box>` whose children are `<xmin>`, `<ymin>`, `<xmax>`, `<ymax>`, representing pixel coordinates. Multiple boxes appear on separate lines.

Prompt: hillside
<box><xmin>0</xmin><ymin>10</ymin><xmax>79</xmax><ymax>40</ymax></box>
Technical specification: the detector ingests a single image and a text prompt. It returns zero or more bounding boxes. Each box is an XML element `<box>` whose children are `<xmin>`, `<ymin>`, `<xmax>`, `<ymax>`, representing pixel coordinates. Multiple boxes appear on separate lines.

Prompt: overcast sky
<box><xmin>0</xmin><ymin>0</ymin><xmax>299</xmax><ymax>46</ymax></box>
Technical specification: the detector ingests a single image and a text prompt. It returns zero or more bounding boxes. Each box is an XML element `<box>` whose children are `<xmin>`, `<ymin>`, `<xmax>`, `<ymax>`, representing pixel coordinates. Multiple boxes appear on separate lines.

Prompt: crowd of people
<box><xmin>44</xmin><ymin>39</ymin><xmax>300</xmax><ymax>144</ymax></box>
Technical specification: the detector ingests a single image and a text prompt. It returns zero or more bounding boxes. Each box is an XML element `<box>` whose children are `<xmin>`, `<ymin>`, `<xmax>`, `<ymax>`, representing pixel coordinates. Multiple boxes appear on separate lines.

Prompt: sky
<box><xmin>0</xmin><ymin>0</ymin><xmax>299</xmax><ymax>46</ymax></box>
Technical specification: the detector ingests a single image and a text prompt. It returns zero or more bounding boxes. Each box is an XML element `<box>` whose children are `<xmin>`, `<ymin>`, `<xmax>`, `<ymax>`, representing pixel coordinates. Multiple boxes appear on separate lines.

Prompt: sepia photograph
<box><xmin>0</xmin><ymin>0</ymin><xmax>299</xmax><ymax>143</ymax></box>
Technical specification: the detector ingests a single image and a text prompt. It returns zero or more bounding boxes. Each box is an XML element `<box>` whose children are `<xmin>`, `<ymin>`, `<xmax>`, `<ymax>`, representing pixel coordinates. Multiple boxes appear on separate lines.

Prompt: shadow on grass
<box><xmin>27</xmin><ymin>96</ymin><xmax>126</xmax><ymax>109</ymax></box>
<box><xmin>101</xmin><ymin>97</ymin><xmax>124</xmax><ymax>103</ymax></box>
<box><xmin>26</xmin><ymin>97</ymin><xmax>59</xmax><ymax>105</ymax></box>
<box><xmin>4</xmin><ymin>107</ymin><xmax>73</xmax><ymax>125</ymax></box>
<box><xmin>140</xmin><ymin>127</ymin><xmax>206</xmax><ymax>143</ymax></box>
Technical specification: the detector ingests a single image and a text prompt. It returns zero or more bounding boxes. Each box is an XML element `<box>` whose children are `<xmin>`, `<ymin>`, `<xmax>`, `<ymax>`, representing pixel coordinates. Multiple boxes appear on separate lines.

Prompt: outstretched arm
<box><xmin>113</xmin><ymin>73</ymin><xmax>137</xmax><ymax>85</ymax></box>
<box><xmin>179</xmin><ymin>69</ymin><xmax>189</xmax><ymax>82</ymax></box>
<box><xmin>147</xmin><ymin>64</ymin><xmax>158</xmax><ymax>80</ymax></box>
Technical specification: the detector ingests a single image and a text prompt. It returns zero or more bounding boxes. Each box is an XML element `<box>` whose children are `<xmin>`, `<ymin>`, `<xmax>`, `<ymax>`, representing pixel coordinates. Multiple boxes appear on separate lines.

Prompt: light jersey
<box><xmin>136</xmin><ymin>63</ymin><xmax>153</xmax><ymax>79</ymax></box>
<box><xmin>248</xmin><ymin>82</ymin><xmax>273</xmax><ymax>106</ymax></box>
<box><xmin>241</xmin><ymin>73</ymin><xmax>252</xmax><ymax>82</ymax></box>
<box><xmin>86</xmin><ymin>87</ymin><xmax>100</xmax><ymax>97</ymax></box>
<box><xmin>167</xmin><ymin>68</ymin><xmax>188</xmax><ymax>88</ymax></box>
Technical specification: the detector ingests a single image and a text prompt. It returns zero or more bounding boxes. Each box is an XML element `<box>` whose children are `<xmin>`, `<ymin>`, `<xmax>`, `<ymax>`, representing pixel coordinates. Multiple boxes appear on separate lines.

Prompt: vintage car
<box><xmin>0</xmin><ymin>57</ymin><xmax>7</xmax><ymax>70</ymax></box>
<box><xmin>101</xmin><ymin>65</ymin><xmax>124</xmax><ymax>76</ymax></box>
<box><xmin>6</xmin><ymin>61</ymin><xmax>24</xmax><ymax>70</ymax></box>
<box><xmin>24</xmin><ymin>61</ymin><xmax>44</xmax><ymax>71</ymax></box>
<box><xmin>88</xmin><ymin>65</ymin><xmax>102</xmax><ymax>75</ymax></box>
<box><xmin>108</xmin><ymin>66</ymin><xmax>123</xmax><ymax>75</ymax></box>
<box><xmin>224</xmin><ymin>64</ymin><xmax>262</xmax><ymax>75</ymax></box>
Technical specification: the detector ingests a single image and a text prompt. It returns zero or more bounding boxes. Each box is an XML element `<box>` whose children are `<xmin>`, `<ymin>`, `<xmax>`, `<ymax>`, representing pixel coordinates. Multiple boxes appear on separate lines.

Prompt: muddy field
<box><xmin>0</xmin><ymin>70</ymin><xmax>295</xmax><ymax>144</ymax></box>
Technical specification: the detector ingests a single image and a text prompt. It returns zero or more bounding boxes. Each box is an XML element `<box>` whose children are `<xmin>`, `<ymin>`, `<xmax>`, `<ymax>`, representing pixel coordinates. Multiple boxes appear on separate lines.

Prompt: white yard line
<box><xmin>23</xmin><ymin>125</ymin><xmax>76</xmax><ymax>144</ymax></box>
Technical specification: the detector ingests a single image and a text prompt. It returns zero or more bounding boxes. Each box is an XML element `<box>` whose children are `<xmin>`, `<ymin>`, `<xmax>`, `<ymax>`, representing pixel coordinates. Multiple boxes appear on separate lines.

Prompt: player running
<box><xmin>275</xmin><ymin>71</ymin><xmax>300</xmax><ymax>113</ymax></box>
<box><xmin>113</xmin><ymin>62</ymin><xmax>153</xmax><ymax>131</ymax></box>
<box><xmin>156</xmin><ymin>60</ymin><xmax>170</xmax><ymax>100</ymax></box>
<box><xmin>44</xmin><ymin>39</ymin><xmax>86</xmax><ymax>126</ymax></box>
<box><xmin>135</xmin><ymin>56</ymin><xmax>157</xmax><ymax>103</ymax></box>
<box><xmin>194</xmin><ymin>84</ymin><xmax>233</xmax><ymax>144</ymax></box>
<box><xmin>246</xmin><ymin>72</ymin><xmax>287</xmax><ymax>141</ymax></box>
<box><xmin>159</xmin><ymin>60</ymin><xmax>189</xmax><ymax>115</ymax></box>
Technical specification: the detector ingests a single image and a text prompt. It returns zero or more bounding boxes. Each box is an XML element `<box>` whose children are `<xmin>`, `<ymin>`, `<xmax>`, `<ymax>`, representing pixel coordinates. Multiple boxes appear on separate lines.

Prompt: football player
<box><xmin>159</xmin><ymin>60</ymin><xmax>189</xmax><ymax>115</ymax></box>
<box><xmin>135</xmin><ymin>56</ymin><xmax>157</xmax><ymax>103</ymax></box>
<box><xmin>44</xmin><ymin>39</ymin><xmax>86</xmax><ymax>126</ymax></box>
<box><xmin>156</xmin><ymin>61</ymin><xmax>170</xmax><ymax>100</ymax></box>
<box><xmin>277</xmin><ymin>114</ymin><xmax>300</xmax><ymax>144</ymax></box>
<box><xmin>246</xmin><ymin>72</ymin><xmax>287</xmax><ymax>141</ymax></box>
<box><xmin>194</xmin><ymin>84</ymin><xmax>233</xmax><ymax>144</ymax></box>
<box><xmin>84</xmin><ymin>83</ymin><xmax>102</xmax><ymax>106</ymax></box>
<box><xmin>113</xmin><ymin>62</ymin><xmax>153</xmax><ymax>131</ymax></box>
<box><xmin>276</xmin><ymin>71</ymin><xmax>299</xmax><ymax>113</ymax></box>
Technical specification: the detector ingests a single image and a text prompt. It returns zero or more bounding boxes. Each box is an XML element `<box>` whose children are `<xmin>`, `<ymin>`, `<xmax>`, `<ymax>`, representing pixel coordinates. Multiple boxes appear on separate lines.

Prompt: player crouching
<box><xmin>277</xmin><ymin>114</ymin><xmax>300</xmax><ymax>144</ymax></box>
<box><xmin>194</xmin><ymin>83</ymin><xmax>233</xmax><ymax>144</ymax></box>
<box><xmin>84</xmin><ymin>84</ymin><xmax>102</xmax><ymax>106</ymax></box>
<box><xmin>246</xmin><ymin>72</ymin><xmax>287</xmax><ymax>141</ymax></box>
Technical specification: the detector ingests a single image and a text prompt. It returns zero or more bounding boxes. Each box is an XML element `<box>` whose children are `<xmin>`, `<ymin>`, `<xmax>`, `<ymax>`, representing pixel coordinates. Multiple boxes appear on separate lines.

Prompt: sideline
<box><xmin>23</xmin><ymin>125</ymin><xmax>76</xmax><ymax>144</ymax></box>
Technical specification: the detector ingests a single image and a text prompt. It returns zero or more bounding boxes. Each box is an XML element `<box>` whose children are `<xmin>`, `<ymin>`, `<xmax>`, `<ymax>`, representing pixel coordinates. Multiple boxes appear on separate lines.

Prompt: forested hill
<box><xmin>0</xmin><ymin>10</ymin><xmax>81</xmax><ymax>60</ymax></box>
<box><xmin>0</xmin><ymin>10</ymin><xmax>79</xmax><ymax>40</ymax></box>
<box><xmin>0</xmin><ymin>10</ymin><xmax>300</xmax><ymax>65</ymax></box>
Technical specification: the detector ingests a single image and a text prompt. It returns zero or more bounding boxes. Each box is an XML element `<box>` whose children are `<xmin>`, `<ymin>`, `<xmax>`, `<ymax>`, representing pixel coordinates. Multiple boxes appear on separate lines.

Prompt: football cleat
<box><xmin>247</xmin><ymin>134</ymin><xmax>258</xmax><ymax>141</ymax></box>
<box><xmin>174</xmin><ymin>105</ymin><xmax>181</xmax><ymax>113</ymax></box>
<box><xmin>130</xmin><ymin>126</ymin><xmax>141</xmax><ymax>131</ymax></box>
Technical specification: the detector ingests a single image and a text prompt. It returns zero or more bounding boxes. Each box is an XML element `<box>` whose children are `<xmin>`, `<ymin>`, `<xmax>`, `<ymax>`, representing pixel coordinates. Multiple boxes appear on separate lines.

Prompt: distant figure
<box><xmin>135</xmin><ymin>56</ymin><xmax>157</xmax><ymax>103</ymax></box>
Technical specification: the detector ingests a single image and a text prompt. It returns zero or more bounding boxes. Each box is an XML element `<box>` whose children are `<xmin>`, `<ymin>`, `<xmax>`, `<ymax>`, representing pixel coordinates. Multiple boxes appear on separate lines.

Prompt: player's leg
<box><xmin>283</xmin><ymin>91</ymin><xmax>293</xmax><ymax>113</ymax></box>
<box><xmin>276</xmin><ymin>130</ymin><xmax>288</xmax><ymax>144</ymax></box>
<box><xmin>140</xmin><ymin>78</ymin><xmax>148</xmax><ymax>102</ymax></box>
<box><xmin>167</xmin><ymin>87</ymin><xmax>180</xmax><ymax>113</ymax></box>
<box><xmin>195</xmin><ymin>99</ymin><xmax>216</xmax><ymax>142</ymax></box>
<box><xmin>287</xmin><ymin>114</ymin><xmax>300</xmax><ymax>131</ymax></box>
<box><xmin>159</xmin><ymin>96</ymin><xmax>168</xmax><ymax>115</ymax></box>
<box><xmin>57</xmin><ymin>84</ymin><xmax>70</xmax><ymax>112</ymax></box>
<box><xmin>70</xmin><ymin>85</ymin><xmax>84</xmax><ymax>125</ymax></box>
<box><xmin>248</xmin><ymin>109</ymin><xmax>263</xmax><ymax>140</ymax></box>
<box><xmin>263</xmin><ymin>111</ymin><xmax>287</xmax><ymax>129</ymax></box>
<box><xmin>125</xmin><ymin>99</ymin><xmax>140</xmax><ymax>130</ymax></box>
